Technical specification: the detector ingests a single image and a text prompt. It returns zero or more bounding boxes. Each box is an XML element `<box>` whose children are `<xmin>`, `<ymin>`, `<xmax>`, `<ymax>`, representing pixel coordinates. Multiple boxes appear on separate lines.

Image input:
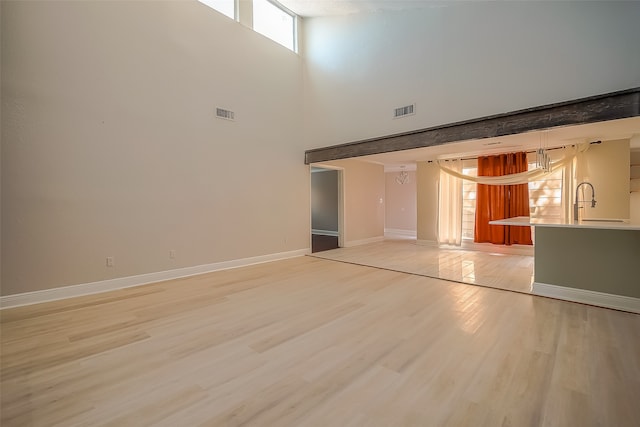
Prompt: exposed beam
<box><xmin>304</xmin><ymin>87</ymin><xmax>640</xmax><ymax>164</ymax></box>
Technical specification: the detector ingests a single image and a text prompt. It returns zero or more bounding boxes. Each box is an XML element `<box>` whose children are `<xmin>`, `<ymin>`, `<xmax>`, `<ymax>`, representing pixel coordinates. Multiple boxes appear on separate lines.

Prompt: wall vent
<box><xmin>216</xmin><ymin>107</ymin><xmax>235</xmax><ymax>121</ymax></box>
<box><xmin>393</xmin><ymin>104</ymin><xmax>415</xmax><ymax>118</ymax></box>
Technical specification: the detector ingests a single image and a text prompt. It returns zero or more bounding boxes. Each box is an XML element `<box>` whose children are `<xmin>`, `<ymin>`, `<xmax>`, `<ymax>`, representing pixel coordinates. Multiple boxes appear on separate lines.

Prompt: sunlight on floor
<box><xmin>310</xmin><ymin>239</ymin><xmax>534</xmax><ymax>294</ymax></box>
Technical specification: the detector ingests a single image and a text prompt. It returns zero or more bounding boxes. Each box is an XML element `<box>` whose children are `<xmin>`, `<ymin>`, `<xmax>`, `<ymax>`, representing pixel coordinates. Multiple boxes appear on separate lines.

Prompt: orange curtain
<box><xmin>474</xmin><ymin>152</ymin><xmax>532</xmax><ymax>245</ymax></box>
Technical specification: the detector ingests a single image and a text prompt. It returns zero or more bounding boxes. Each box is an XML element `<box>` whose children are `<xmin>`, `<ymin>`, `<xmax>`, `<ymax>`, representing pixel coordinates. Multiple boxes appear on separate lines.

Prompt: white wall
<box><xmin>1</xmin><ymin>1</ymin><xmax>308</xmax><ymax>296</ymax></box>
<box><xmin>576</xmin><ymin>139</ymin><xmax>630</xmax><ymax>220</ymax></box>
<box><xmin>416</xmin><ymin>162</ymin><xmax>439</xmax><ymax>243</ymax></box>
<box><xmin>385</xmin><ymin>171</ymin><xmax>416</xmax><ymax>233</ymax></box>
<box><xmin>303</xmin><ymin>1</ymin><xmax>640</xmax><ymax>147</ymax></box>
<box><xmin>631</xmin><ymin>149</ymin><xmax>640</xmax><ymax>224</ymax></box>
<box><xmin>315</xmin><ymin>159</ymin><xmax>384</xmax><ymax>245</ymax></box>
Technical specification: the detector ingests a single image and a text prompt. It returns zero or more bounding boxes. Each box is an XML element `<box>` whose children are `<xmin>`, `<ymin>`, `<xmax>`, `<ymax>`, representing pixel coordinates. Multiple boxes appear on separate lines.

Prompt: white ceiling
<box><xmin>279</xmin><ymin>0</ymin><xmax>438</xmax><ymax>17</ymax></box>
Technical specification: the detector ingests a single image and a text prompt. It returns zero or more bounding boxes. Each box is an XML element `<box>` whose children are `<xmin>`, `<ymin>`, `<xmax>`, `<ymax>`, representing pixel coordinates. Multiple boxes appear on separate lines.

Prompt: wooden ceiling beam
<box><xmin>304</xmin><ymin>87</ymin><xmax>640</xmax><ymax>164</ymax></box>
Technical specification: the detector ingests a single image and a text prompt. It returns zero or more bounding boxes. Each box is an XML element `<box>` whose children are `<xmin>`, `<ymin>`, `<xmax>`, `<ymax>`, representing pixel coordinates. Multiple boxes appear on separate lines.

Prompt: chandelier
<box><xmin>396</xmin><ymin>170</ymin><xmax>409</xmax><ymax>185</ymax></box>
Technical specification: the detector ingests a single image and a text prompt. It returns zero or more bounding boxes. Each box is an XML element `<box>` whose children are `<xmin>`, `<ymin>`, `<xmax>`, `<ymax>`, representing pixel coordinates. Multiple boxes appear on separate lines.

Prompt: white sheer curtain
<box><xmin>437</xmin><ymin>143</ymin><xmax>589</xmax><ymax>185</ymax></box>
<box><xmin>438</xmin><ymin>159</ymin><xmax>463</xmax><ymax>246</ymax></box>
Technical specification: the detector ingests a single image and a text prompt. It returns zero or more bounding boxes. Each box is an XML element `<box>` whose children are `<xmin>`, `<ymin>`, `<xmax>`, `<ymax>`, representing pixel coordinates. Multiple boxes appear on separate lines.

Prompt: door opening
<box><xmin>311</xmin><ymin>166</ymin><xmax>343</xmax><ymax>253</ymax></box>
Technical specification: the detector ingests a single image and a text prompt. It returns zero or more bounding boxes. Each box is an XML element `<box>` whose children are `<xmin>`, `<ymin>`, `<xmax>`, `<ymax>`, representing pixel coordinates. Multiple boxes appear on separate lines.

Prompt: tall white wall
<box><xmin>1</xmin><ymin>1</ymin><xmax>308</xmax><ymax>296</ymax></box>
<box><xmin>303</xmin><ymin>1</ymin><xmax>640</xmax><ymax>147</ymax></box>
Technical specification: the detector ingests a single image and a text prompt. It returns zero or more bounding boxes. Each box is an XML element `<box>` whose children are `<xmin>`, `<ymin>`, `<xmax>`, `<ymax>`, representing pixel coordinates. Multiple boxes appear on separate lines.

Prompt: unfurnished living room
<box><xmin>2</xmin><ymin>1</ymin><xmax>640</xmax><ymax>426</ymax></box>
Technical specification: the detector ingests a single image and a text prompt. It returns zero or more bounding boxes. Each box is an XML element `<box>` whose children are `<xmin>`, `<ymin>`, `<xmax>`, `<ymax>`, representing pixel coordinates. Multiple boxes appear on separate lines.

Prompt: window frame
<box><xmin>198</xmin><ymin>0</ymin><xmax>237</xmax><ymax>21</ymax></box>
<box><xmin>252</xmin><ymin>0</ymin><xmax>298</xmax><ymax>53</ymax></box>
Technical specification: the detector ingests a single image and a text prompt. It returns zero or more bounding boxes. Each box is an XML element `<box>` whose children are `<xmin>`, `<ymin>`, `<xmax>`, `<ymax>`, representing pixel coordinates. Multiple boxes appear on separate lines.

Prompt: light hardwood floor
<box><xmin>1</xmin><ymin>256</ymin><xmax>639</xmax><ymax>426</ymax></box>
<box><xmin>312</xmin><ymin>239</ymin><xmax>535</xmax><ymax>293</ymax></box>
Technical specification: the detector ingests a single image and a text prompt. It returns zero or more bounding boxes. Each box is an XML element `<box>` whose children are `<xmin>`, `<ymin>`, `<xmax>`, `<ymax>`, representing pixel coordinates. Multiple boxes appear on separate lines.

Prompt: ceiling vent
<box><xmin>216</xmin><ymin>107</ymin><xmax>235</xmax><ymax>121</ymax></box>
<box><xmin>393</xmin><ymin>104</ymin><xmax>415</xmax><ymax>119</ymax></box>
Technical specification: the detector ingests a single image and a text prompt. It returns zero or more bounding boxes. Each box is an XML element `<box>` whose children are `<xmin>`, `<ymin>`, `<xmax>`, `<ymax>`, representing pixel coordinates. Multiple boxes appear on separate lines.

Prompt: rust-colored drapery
<box><xmin>474</xmin><ymin>152</ymin><xmax>532</xmax><ymax>245</ymax></box>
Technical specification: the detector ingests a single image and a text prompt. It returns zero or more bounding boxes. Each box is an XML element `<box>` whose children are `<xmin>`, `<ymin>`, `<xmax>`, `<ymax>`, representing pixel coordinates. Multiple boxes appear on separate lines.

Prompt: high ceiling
<box><xmin>279</xmin><ymin>1</ymin><xmax>640</xmax><ymax>168</ymax></box>
<box><xmin>278</xmin><ymin>0</ymin><xmax>439</xmax><ymax>17</ymax></box>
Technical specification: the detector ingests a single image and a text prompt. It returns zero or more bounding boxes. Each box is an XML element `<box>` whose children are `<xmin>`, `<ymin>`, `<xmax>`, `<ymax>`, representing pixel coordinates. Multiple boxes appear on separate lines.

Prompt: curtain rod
<box><xmin>427</xmin><ymin>140</ymin><xmax>601</xmax><ymax>163</ymax></box>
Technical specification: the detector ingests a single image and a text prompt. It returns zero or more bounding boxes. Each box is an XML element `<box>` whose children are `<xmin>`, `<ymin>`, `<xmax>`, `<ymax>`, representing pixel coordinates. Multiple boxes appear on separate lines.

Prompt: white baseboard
<box><xmin>532</xmin><ymin>282</ymin><xmax>640</xmax><ymax>314</ymax></box>
<box><xmin>0</xmin><ymin>248</ymin><xmax>310</xmax><ymax>310</ymax></box>
<box><xmin>384</xmin><ymin>228</ymin><xmax>417</xmax><ymax>239</ymax></box>
<box><xmin>312</xmin><ymin>229</ymin><xmax>339</xmax><ymax>237</ymax></box>
<box><xmin>344</xmin><ymin>236</ymin><xmax>385</xmax><ymax>248</ymax></box>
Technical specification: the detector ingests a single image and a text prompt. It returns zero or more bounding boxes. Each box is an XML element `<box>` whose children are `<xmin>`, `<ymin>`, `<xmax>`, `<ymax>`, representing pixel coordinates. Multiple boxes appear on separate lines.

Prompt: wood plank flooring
<box><xmin>311</xmin><ymin>239</ymin><xmax>534</xmax><ymax>293</ymax></box>
<box><xmin>1</xmin><ymin>256</ymin><xmax>639</xmax><ymax>426</ymax></box>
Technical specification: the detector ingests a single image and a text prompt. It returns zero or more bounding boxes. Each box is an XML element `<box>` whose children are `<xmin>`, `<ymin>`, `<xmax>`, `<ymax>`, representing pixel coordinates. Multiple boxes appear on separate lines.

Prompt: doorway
<box><xmin>311</xmin><ymin>166</ymin><xmax>343</xmax><ymax>253</ymax></box>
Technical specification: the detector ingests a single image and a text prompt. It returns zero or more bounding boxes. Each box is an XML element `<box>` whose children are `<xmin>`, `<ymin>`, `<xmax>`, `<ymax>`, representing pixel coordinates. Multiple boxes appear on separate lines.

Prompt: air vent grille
<box><xmin>216</xmin><ymin>107</ymin><xmax>235</xmax><ymax>121</ymax></box>
<box><xmin>393</xmin><ymin>104</ymin><xmax>415</xmax><ymax>118</ymax></box>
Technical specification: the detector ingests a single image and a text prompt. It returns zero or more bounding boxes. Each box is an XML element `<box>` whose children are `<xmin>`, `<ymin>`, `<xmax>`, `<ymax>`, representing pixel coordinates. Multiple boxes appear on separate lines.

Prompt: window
<box><xmin>253</xmin><ymin>0</ymin><xmax>296</xmax><ymax>51</ymax></box>
<box><xmin>527</xmin><ymin>156</ymin><xmax>563</xmax><ymax>220</ymax></box>
<box><xmin>461</xmin><ymin>161</ymin><xmax>477</xmax><ymax>241</ymax></box>
<box><xmin>198</xmin><ymin>0</ymin><xmax>298</xmax><ymax>53</ymax></box>
<box><xmin>199</xmin><ymin>0</ymin><xmax>235</xmax><ymax>20</ymax></box>
<box><xmin>460</xmin><ymin>155</ymin><xmax>564</xmax><ymax>241</ymax></box>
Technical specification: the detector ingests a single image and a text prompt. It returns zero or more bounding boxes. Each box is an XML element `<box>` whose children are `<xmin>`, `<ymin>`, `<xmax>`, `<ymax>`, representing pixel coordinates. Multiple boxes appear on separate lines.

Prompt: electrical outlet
<box><xmin>169</xmin><ymin>250</ymin><xmax>176</xmax><ymax>259</ymax></box>
<box><xmin>106</xmin><ymin>257</ymin><xmax>114</xmax><ymax>267</ymax></box>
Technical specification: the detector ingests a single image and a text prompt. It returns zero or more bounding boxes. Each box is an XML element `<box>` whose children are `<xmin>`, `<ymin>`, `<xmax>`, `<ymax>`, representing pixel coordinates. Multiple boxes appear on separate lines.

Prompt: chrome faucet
<box><xmin>574</xmin><ymin>181</ymin><xmax>596</xmax><ymax>222</ymax></box>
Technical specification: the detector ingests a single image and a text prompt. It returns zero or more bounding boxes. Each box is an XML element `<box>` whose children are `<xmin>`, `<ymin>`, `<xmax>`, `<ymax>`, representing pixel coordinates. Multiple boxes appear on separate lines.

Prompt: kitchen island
<box><xmin>490</xmin><ymin>217</ymin><xmax>640</xmax><ymax>313</ymax></box>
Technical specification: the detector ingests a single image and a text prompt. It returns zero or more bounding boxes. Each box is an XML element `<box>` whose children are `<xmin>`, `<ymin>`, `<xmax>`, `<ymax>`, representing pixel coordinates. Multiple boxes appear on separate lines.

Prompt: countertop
<box><xmin>489</xmin><ymin>216</ymin><xmax>640</xmax><ymax>231</ymax></box>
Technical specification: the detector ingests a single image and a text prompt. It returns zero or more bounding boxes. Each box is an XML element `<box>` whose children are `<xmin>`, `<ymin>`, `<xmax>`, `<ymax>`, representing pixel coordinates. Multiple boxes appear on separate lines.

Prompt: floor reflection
<box><xmin>448</xmin><ymin>285</ymin><xmax>487</xmax><ymax>334</ymax></box>
<box><xmin>310</xmin><ymin>239</ymin><xmax>534</xmax><ymax>294</ymax></box>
